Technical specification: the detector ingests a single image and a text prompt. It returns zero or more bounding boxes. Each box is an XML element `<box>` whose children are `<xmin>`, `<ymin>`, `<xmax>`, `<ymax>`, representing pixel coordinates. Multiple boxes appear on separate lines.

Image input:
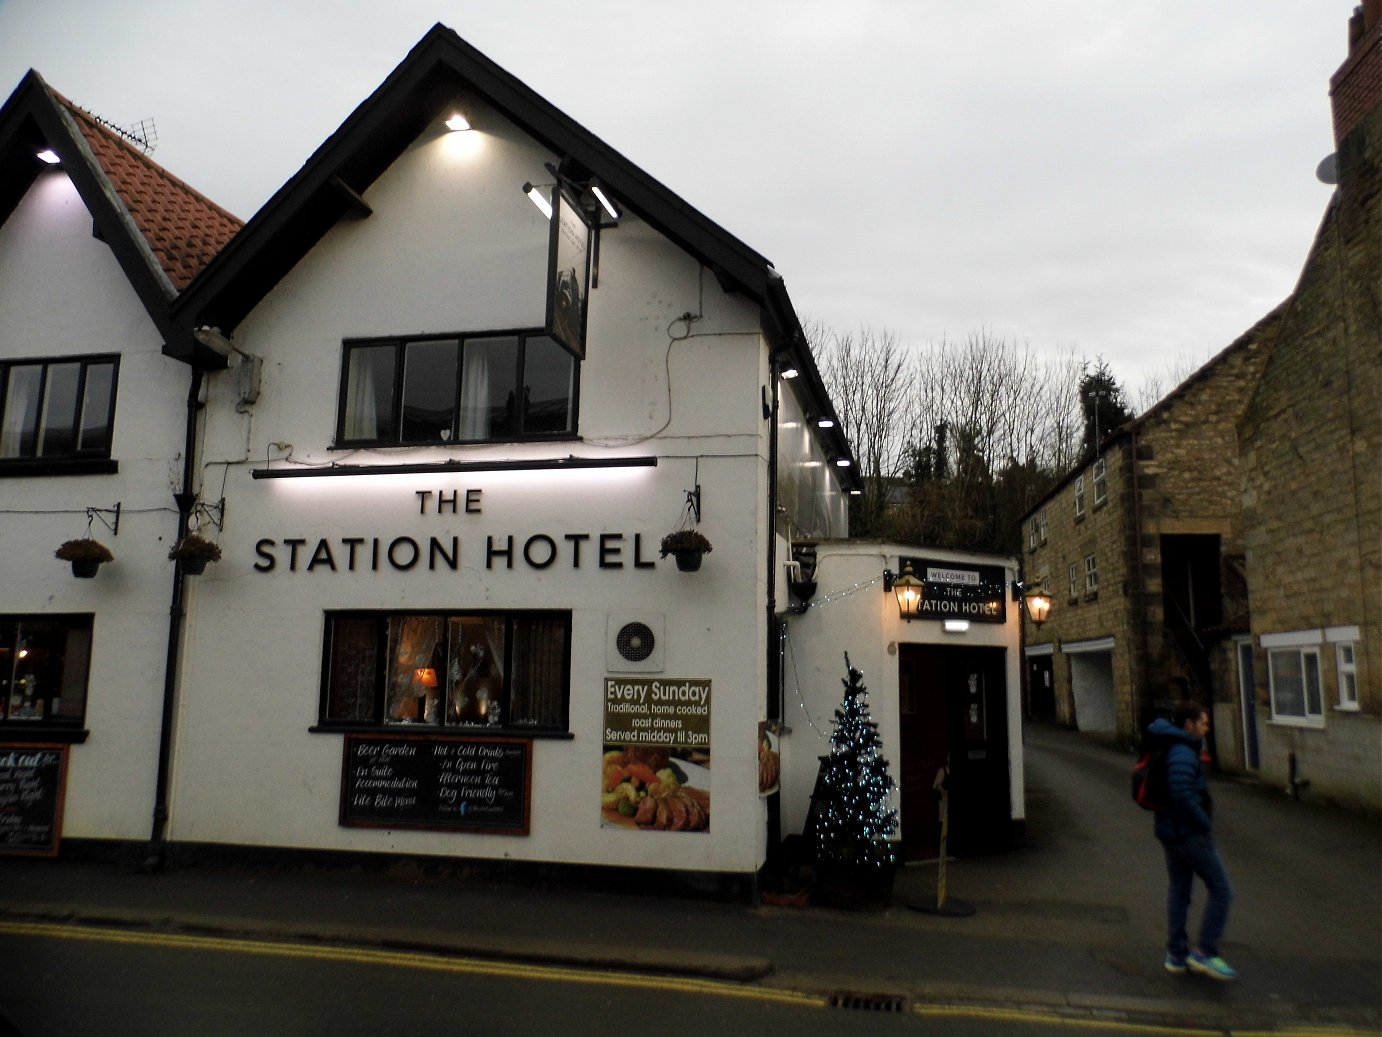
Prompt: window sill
<box><xmin>310</xmin><ymin>724</ymin><xmax>573</xmax><ymax>740</ymax></box>
<box><xmin>1333</xmin><ymin>703</ymin><xmax>1362</xmax><ymax>714</ymax></box>
<box><xmin>0</xmin><ymin>459</ymin><xmax>118</xmax><ymax>478</ymax></box>
<box><xmin>1267</xmin><ymin>717</ymin><xmax>1325</xmax><ymax>730</ymax></box>
<box><xmin>0</xmin><ymin>725</ymin><xmax>89</xmax><ymax>744</ymax></box>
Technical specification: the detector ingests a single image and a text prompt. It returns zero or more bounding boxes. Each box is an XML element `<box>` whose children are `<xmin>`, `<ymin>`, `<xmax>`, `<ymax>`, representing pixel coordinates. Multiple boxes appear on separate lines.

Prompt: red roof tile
<box><xmin>60</xmin><ymin>98</ymin><xmax>242</xmax><ymax>291</ymax></box>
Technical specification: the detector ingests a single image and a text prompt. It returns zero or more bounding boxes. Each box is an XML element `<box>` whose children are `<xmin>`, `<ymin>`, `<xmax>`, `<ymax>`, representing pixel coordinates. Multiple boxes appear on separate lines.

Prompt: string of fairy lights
<box><xmin>779</xmin><ymin>572</ymin><xmax>885</xmax><ymax>741</ymax></box>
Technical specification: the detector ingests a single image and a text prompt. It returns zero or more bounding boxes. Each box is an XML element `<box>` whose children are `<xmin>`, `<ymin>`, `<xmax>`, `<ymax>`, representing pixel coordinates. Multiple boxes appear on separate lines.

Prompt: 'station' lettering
<box><xmin>254</xmin><ymin>533</ymin><xmax>658</xmax><ymax>573</ymax></box>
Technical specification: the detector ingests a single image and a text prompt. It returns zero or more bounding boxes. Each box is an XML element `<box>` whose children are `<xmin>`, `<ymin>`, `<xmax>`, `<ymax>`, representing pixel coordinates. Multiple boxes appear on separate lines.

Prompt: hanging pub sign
<box><xmin>901</xmin><ymin>556</ymin><xmax>1008</xmax><ymax>624</ymax></box>
<box><xmin>546</xmin><ymin>188</ymin><xmax>591</xmax><ymax>360</ymax></box>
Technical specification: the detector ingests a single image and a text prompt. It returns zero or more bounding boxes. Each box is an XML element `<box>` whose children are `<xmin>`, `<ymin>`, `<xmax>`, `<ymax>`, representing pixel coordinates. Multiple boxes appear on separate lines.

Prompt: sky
<box><xmin>0</xmin><ymin>1</ymin><xmax>1356</xmax><ymax>395</ymax></box>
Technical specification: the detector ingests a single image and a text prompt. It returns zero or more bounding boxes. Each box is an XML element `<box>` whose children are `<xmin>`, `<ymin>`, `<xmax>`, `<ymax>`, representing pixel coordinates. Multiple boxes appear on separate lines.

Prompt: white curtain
<box><xmin>457</xmin><ymin>346</ymin><xmax>490</xmax><ymax>441</ymax></box>
<box><xmin>0</xmin><ymin>366</ymin><xmax>40</xmax><ymax>458</ymax></box>
<box><xmin>344</xmin><ymin>350</ymin><xmax>379</xmax><ymax>441</ymax></box>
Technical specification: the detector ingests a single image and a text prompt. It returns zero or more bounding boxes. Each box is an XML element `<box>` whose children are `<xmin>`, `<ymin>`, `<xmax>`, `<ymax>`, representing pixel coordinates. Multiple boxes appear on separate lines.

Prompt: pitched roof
<box><xmin>168</xmin><ymin>23</ymin><xmax>857</xmax><ymax>480</ymax></box>
<box><xmin>0</xmin><ymin>70</ymin><xmax>242</xmax><ymax>343</ymax></box>
<box><xmin>60</xmin><ymin>98</ymin><xmax>242</xmax><ymax>291</ymax></box>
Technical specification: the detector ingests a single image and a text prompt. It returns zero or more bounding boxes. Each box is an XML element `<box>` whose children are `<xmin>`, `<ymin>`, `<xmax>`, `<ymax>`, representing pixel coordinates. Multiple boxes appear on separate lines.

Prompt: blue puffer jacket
<box><xmin>1145</xmin><ymin>717</ymin><xmax>1213</xmax><ymax>841</ymax></box>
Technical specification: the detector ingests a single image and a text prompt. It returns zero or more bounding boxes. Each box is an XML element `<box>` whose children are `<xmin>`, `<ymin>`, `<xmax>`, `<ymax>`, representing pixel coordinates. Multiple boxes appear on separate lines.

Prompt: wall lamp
<box><xmin>37</xmin><ymin>148</ymin><xmax>60</xmax><ymax>165</ymax></box>
<box><xmin>445</xmin><ymin>112</ymin><xmax>471</xmax><ymax>132</ymax></box>
<box><xmin>522</xmin><ymin>181</ymin><xmax>553</xmax><ymax>219</ymax></box>
<box><xmin>1013</xmin><ymin>580</ymin><xmax>1052</xmax><ymax>626</ymax></box>
<box><xmin>884</xmin><ymin>562</ymin><xmax>924</xmax><ymax>621</ymax></box>
<box><xmin>590</xmin><ymin>180</ymin><xmax>621</xmax><ymax>220</ymax></box>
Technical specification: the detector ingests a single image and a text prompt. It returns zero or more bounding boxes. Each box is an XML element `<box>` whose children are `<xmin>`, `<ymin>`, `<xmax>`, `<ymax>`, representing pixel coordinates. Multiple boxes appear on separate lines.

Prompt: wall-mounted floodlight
<box><xmin>780</xmin><ymin>365</ymin><xmax>799</xmax><ymax>379</ymax></box>
<box><xmin>834</xmin><ymin>457</ymin><xmax>851</xmax><ymax>468</ymax></box>
<box><xmin>816</xmin><ymin>417</ymin><xmax>835</xmax><ymax>429</ymax></box>
<box><xmin>522</xmin><ymin>182</ymin><xmax>552</xmax><ymax>219</ymax></box>
<box><xmin>590</xmin><ymin>180</ymin><xmax>620</xmax><ymax>220</ymax></box>
<box><xmin>36</xmin><ymin>149</ymin><xmax>60</xmax><ymax>164</ymax></box>
<box><xmin>445</xmin><ymin>112</ymin><xmax>471</xmax><ymax>132</ymax></box>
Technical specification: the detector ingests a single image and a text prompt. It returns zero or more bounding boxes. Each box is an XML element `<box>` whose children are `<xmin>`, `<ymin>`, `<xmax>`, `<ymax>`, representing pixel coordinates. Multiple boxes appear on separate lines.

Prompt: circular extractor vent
<box><xmin>615</xmin><ymin>621</ymin><xmax>656</xmax><ymax>663</ymax></box>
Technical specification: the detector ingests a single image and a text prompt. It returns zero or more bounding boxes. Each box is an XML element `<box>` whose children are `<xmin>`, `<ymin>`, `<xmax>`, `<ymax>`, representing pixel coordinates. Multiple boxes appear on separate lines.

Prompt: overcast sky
<box><xmin>0</xmin><ymin>1</ymin><xmax>1355</xmax><ymax>395</ymax></box>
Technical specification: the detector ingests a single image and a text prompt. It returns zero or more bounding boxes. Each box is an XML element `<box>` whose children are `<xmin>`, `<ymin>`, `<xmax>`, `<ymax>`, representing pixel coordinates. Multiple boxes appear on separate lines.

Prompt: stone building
<box><xmin>1021</xmin><ymin>307</ymin><xmax>1283</xmax><ymax>751</ymax></box>
<box><xmin>1236</xmin><ymin>7</ymin><xmax>1381</xmax><ymax>810</ymax></box>
<box><xmin>1022</xmin><ymin>8</ymin><xmax>1380</xmax><ymax>812</ymax></box>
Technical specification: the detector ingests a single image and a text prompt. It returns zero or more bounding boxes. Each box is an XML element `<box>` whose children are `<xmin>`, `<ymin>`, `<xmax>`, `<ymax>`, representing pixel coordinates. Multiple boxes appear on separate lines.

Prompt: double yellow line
<box><xmin>0</xmin><ymin>921</ymin><xmax>1372</xmax><ymax>1037</ymax></box>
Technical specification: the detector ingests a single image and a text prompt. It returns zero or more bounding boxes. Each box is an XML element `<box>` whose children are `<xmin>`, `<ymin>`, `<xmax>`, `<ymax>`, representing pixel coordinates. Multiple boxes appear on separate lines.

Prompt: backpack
<box><xmin>1131</xmin><ymin>748</ymin><xmax>1168</xmax><ymax>812</ymax></box>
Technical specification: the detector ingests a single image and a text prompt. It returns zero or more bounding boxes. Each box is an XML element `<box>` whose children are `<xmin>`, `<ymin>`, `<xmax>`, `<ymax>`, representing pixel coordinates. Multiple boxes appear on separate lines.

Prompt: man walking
<box><xmin>1145</xmin><ymin>701</ymin><xmax>1237</xmax><ymax>981</ymax></box>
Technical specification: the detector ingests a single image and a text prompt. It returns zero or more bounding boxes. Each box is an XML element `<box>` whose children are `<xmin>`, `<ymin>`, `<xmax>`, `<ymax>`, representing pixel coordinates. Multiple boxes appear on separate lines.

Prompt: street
<box><xmin>0</xmin><ymin>722</ymin><xmax>1376</xmax><ymax>1035</ymax></box>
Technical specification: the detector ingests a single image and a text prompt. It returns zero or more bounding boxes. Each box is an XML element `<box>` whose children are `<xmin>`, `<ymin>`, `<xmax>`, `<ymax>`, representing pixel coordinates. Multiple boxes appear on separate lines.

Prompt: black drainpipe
<box><xmin>763</xmin><ymin>350</ymin><xmax>784</xmax><ymax>885</ymax></box>
<box><xmin>145</xmin><ymin>365</ymin><xmax>203</xmax><ymax>872</ymax></box>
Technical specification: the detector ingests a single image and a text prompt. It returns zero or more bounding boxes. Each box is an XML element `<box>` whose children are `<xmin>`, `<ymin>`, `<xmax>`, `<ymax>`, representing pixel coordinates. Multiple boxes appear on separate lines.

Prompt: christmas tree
<box><xmin>808</xmin><ymin>654</ymin><xmax>899</xmax><ymax>879</ymax></box>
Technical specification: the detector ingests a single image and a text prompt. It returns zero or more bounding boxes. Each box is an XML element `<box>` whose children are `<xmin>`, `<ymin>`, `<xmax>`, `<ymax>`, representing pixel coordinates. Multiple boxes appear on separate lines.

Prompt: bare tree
<box><xmin>813</xmin><ymin>324</ymin><xmax>914</xmax><ymax>536</ymax></box>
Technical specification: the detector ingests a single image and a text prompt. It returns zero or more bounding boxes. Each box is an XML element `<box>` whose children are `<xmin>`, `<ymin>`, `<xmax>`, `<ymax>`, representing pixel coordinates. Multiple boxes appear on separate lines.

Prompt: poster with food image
<box><xmin>601</xmin><ymin>677</ymin><xmax>710</xmax><ymax>832</ymax></box>
<box><xmin>757</xmin><ymin>721</ymin><xmax>780</xmax><ymax>797</ymax></box>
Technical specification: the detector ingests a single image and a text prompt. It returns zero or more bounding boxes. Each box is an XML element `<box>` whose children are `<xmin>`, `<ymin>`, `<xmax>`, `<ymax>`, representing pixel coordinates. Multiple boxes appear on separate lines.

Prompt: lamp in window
<box><xmin>885</xmin><ymin>563</ymin><xmax>924</xmax><ymax>621</ymax></box>
<box><xmin>412</xmin><ymin>667</ymin><xmax>439</xmax><ymax>723</ymax></box>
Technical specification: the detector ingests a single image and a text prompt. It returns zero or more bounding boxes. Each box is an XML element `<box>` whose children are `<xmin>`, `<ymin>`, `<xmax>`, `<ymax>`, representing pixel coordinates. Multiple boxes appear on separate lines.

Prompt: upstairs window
<box><xmin>1073</xmin><ymin>475</ymin><xmax>1086</xmax><ymax>519</ymax></box>
<box><xmin>0</xmin><ymin>356</ymin><xmax>117</xmax><ymax>463</ymax></box>
<box><xmin>1092</xmin><ymin>457</ymin><xmax>1108</xmax><ymax>506</ymax></box>
<box><xmin>1037</xmin><ymin>506</ymin><xmax>1049</xmax><ymax>544</ymax></box>
<box><xmin>1084</xmin><ymin>553</ymin><xmax>1099</xmax><ymax>595</ymax></box>
<box><xmin>1068</xmin><ymin>562</ymin><xmax>1079</xmax><ymax>601</ymax></box>
<box><xmin>336</xmin><ymin>332</ymin><xmax>576</xmax><ymax>447</ymax></box>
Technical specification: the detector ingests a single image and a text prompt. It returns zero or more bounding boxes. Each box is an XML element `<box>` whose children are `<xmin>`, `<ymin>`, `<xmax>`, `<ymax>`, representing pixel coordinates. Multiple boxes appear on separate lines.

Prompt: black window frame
<box><xmin>0</xmin><ymin>354</ymin><xmax>119</xmax><ymax>474</ymax></box>
<box><xmin>0</xmin><ymin>614</ymin><xmax>94</xmax><ymax>737</ymax></box>
<box><xmin>333</xmin><ymin>330</ymin><xmax>578</xmax><ymax>448</ymax></box>
<box><xmin>316</xmin><ymin>609</ymin><xmax>572</xmax><ymax>735</ymax></box>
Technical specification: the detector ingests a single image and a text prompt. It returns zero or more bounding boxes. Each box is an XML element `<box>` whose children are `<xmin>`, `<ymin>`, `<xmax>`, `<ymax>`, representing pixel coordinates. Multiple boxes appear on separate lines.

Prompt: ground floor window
<box><xmin>0</xmin><ymin>615</ymin><xmax>92</xmax><ymax>725</ymax></box>
<box><xmin>320</xmin><ymin>611</ymin><xmax>570</xmax><ymax>732</ymax></box>
<box><xmin>1268</xmin><ymin>646</ymin><xmax>1323</xmax><ymax>726</ymax></box>
<box><xmin>1335</xmin><ymin>642</ymin><xmax>1358</xmax><ymax>709</ymax></box>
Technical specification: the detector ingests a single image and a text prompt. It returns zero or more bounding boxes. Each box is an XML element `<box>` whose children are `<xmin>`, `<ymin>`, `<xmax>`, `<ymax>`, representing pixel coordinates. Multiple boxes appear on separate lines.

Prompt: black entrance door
<box><xmin>898</xmin><ymin>644</ymin><xmax>1010</xmax><ymax>860</ymax></box>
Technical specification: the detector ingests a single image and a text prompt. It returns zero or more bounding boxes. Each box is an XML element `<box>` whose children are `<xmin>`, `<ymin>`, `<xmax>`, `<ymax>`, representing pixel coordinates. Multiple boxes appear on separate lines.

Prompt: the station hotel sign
<box><xmin>902</xmin><ymin>556</ymin><xmax>1007</xmax><ymax>623</ymax></box>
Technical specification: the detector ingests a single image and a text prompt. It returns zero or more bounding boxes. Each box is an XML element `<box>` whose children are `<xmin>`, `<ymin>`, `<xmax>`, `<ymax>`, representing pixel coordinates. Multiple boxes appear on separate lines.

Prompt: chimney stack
<box><xmin>1333</xmin><ymin>4</ymin><xmax>1382</xmax><ymax>145</ymax></box>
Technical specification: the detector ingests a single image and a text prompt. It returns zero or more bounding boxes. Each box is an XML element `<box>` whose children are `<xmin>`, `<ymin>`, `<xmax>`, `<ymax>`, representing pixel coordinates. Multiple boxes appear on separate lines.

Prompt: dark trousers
<box><xmin>1160</xmin><ymin>833</ymin><xmax>1233</xmax><ymax>958</ymax></box>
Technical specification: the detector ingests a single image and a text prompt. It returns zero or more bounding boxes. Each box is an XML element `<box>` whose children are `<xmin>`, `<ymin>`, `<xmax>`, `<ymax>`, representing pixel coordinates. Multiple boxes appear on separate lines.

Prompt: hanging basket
<box><xmin>660</xmin><ymin>529</ymin><xmax>712</xmax><ymax>572</ymax></box>
<box><xmin>168</xmin><ymin>533</ymin><xmax>222</xmax><ymax>575</ymax></box>
<box><xmin>55</xmin><ymin>538</ymin><xmax>114</xmax><ymax>578</ymax></box>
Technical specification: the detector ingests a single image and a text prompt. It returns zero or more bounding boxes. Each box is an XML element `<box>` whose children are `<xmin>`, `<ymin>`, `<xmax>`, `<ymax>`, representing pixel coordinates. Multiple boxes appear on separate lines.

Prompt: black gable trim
<box><xmin>0</xmin><ymin>71</ymin><xmax>185</xmax><ymax>356</ymax></box>
<box><xmin>174</xmin><ymin>25</ymin><xmax>773</xmax><ymax>337</ymax></box>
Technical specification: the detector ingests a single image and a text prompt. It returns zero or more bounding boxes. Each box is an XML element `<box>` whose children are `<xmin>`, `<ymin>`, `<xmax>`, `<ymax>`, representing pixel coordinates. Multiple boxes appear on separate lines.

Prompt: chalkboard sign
<box><xmin>0</xmin><ymin>744</ymin><xmax>68</xmax><ymax>857</ymax></box>
<box><xmin>341</xmin><ymin>735</ymin><xmax>530</xmax><ymax>835</ymax></box>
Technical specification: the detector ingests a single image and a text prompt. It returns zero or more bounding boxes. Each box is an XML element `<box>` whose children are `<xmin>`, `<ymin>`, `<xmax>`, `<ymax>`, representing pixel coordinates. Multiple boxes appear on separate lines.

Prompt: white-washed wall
<box><xmin>0</xmin><ymin>171</ymin><xmax>188</xmax><ymax>839</ymax></box>
<box><xmin>171</xmin><ymin>109</ymin><xmax>775</xmax><ymax>873</ymax></box>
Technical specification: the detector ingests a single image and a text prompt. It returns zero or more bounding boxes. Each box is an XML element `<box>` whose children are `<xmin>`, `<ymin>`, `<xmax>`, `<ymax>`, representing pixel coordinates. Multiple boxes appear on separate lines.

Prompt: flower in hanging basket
<box><xmin>55</xmin><ymin>538</ymin><xmax>115</xmax><ymax>564</ymax></box>
<box><xmin>168</xmin><ymin>533</ymin><xmax>222</xmax><ymax>574</ymax></box>
<box><xmin>55</xmin><ymin>538</ymin><xmax>114</xmax><ymax>577</ymax></box>
<box><xmin>659</xmin><ymin>529</ymin><xmax>713</xmax><ymax>572</ymax></box>
<box><xmin>658</xmin><ymin>529</ymin><xmax>713</xmax><ymax>557</ymax></box>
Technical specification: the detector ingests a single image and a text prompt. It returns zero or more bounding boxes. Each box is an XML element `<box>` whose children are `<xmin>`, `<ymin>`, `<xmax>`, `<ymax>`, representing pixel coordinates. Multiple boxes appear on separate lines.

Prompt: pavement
<box><xmin>0</xmin><ymin>723</ymin><xmax>1377</xmax><ymax>1034</ymax></box>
